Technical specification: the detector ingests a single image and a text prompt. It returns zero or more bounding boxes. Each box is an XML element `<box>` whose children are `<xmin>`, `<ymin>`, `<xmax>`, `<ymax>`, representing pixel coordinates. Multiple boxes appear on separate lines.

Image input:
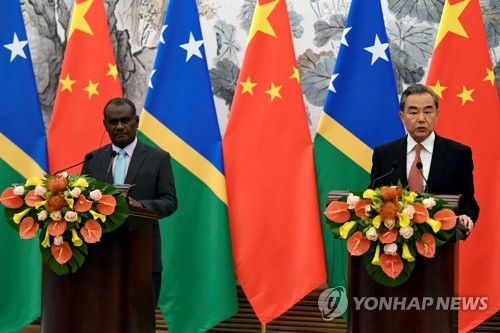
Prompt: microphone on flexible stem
<box><xmin>416</xmin><ymin>162</ymin><xmax>429</xmax><ymax>193</ymax></box>
<box><xmin>106</xmin><ymin>150</ymin><xmax>118</xmax><ymax>182</ymax></box>
<box><xmin>371</xmin><ymin>161</ymin><xmax>398</xmax><ymax>189</ymax></box>
<box><xmin>54</xmin><ymin>153</ymin><xmax>94</xmax><ymax>176</ymax></box>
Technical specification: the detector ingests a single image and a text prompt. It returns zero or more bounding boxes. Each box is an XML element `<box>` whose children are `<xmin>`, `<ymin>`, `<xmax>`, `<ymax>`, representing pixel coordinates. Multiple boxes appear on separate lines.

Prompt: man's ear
<box><xmin>135</xmin><ymin>115</ymin><xmax>140</xmax><ymax>125</ymax></box>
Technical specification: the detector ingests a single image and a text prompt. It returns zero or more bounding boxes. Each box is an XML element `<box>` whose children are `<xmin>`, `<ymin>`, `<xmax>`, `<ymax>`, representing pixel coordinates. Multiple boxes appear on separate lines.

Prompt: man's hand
<box><xmin>128</xmin><ymin>197</ymin><xmax>144</xmax><ymax>209</ymax></box>
<box><xmin>457</xmin><ymin>214</ymin><xmax>474</xmax><ymax>235</ymax></box>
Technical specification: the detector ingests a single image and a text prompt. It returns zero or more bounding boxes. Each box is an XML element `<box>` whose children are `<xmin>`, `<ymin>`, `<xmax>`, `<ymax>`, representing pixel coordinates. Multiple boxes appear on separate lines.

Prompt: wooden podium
<box><xmin>41</xmin><ymin>204</ymin><xmax>159</xmax><ymax>333</ymax></box>
<box><xmin>327</xmin><ymin>191</ymin><xmax>460</xmax><ymax>333</ymax></box>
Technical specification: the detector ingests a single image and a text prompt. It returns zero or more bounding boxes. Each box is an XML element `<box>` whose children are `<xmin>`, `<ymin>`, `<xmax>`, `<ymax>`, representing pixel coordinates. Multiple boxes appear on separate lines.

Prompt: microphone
<box><xmin>416</xmin><ymin>162</ymin><xmax>429</xmax><ymax>193</ymax></box>
<box><xmin>106</xmin><ymin>150</ymin><xmax>118</xmax><ymax>182</ymax></box>
<box><xmin>371</xmin><ymin>161</ymin><xmax>398</xmax><ymax>189</ymax></box>
<box><xmin>54</xmin><ymin>153</ymin><xmax>94</xmax><ymax>176</ymax></box>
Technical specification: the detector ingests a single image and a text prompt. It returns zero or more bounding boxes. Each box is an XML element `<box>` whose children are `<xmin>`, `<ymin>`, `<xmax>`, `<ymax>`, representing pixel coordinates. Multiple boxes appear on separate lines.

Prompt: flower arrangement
<box><xmin>0</xmin><ymin>173</ymin><xmax>129</xmax><ymax>275</ymax></box>
<box><xmin>324</xmin><ymin>185</ymin><xmax>457</xmax><ymax>287</ymax></box>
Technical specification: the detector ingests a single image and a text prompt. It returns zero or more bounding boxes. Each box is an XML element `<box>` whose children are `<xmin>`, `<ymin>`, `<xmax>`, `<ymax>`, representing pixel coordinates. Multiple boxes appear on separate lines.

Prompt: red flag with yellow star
<box><xmin>426</xmin><ymin>0</ymin><xmax>500</xmax><ymax>331</ymax></box>
<box><xmin>222</xmin><ymin>0</ymin><xmax>326</xmax><ymax>324</ymax></box>
<box><xmin>47</xmin><ymin>0</ymin><xmax>122</xmax><ymax>173</ymax></box>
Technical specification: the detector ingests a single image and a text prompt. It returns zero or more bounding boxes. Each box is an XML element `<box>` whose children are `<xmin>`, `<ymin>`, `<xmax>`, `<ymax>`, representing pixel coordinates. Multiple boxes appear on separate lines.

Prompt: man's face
<box><xmin>103</xmin><ymin>103</ymin><xmax>139</xmax><ymax>148</ymax></box>
<box><xmin>399</xmin><ymin>93</ymin><xmax>439</xmax><ymax>143</ymax></box>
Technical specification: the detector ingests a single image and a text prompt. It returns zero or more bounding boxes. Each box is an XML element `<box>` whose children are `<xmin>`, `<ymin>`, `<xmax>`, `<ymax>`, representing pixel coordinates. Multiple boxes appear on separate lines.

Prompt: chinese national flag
<box><xmin>426</xmin><ymin>0</ymin><xmax>500</xmax><ymax>331</ymax></box>
<box><xmin>223</xmin><ymin>0</ymin><xmax>326</xmax><ymax>324</ymax></box>
<box><xmin>47</xmin><ymin>0</ymin><xmax>122</xmax><ymax>173</ymax></box>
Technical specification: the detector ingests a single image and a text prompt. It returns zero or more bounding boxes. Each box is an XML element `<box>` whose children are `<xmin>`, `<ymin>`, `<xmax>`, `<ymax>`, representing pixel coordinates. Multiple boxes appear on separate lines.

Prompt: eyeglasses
<box><xmin>404</xmin><ymin>111</ymin><xmax>437</xmax><ymax>119</ymax></box>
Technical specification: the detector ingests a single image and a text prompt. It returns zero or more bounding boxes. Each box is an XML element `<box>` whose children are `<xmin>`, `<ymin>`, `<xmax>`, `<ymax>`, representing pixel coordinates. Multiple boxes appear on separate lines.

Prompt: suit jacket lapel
<box><xmin>393</xmin><ymin>137</ymin><xmax>408</xmax><ymax>187</ymax></box>
<box><xmin>428</xmin><ymin>134</ymin><xmax>447</xmax><ymax>193</ymax></box>
<box><xmin>94</xmin><ymin>145</ymin><xmax>114</xmax><ymax>183</ymax></box>
<box><xmin>125</xmin><ymin>140</ymin><xmax>146</xmax><ymax>185</ymax></box>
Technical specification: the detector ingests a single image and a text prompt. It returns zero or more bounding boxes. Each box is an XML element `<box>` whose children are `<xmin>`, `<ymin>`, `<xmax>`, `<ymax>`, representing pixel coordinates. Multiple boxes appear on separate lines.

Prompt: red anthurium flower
<box><xmin>74</xmin><ymin>194</ymin><xmax>92</xmax><ymax>212</ymax></box>
<box><xmin>433</xmin><ymin>209</ymin><xmax>457</xmax><ymax>230</ymax></box>
<box><xmin>354</xmin><ymin>199</ymin><xmax>372</xmax><ymax>218</ymax></box>
<box><xmin>378</xmin><ymin>228</ymin><xmax>398</xmax><ymax>244</ymax></box>
<box><xmin>51</xmin><ymin>241</ymin><xmax>72</xmax><ymax>265</ymax></box>
<box><xmin>325</xmin><ymin>201</ymin><xmax>350</xmax><ymax>223</ymax></box>
<box><xmin>97</xmin><ymin>195</ymin><xmax>116</xmax><ymax>216</ymax></box>
<box><xmin>47</xmin><ymin>219</ymin><xmax>67</xmax><ymax>237</ymax></box>
<box><xmin>347</xmin><ymin>231</ymin><xmax>371</xmax><ymax>256</ymax></box>
<box><xmin>19</xmin><ymin>217</ymin><xmax>39</xmax><ymax>239</ymax></box>
<box><xmin>0</xmin><ymin>187</ymin><xmax>24</xmax><ymax>209</ymax></box>
<box><xmin>80</xmin><ymin>219</ymin><xmax>102</xmax><ymax>243</ymax></box>
<box><xmin>24</xmin><ymin>190</ymin><xmax>44</xmax><ymax>207</ymax></box>
<box><xmin>412</xmin><ymin>203</ymin><xmax>429</xmax><ymax>223</ymax></box>
<box><xmin>416</xmin><ymin>233</ymin><xmax>436</xmax><ymax>258</ymax></box>
<box><xmin>379</xmin><ymin>253</ymin><xmax>404</xmax><ymax>279</ymax></box>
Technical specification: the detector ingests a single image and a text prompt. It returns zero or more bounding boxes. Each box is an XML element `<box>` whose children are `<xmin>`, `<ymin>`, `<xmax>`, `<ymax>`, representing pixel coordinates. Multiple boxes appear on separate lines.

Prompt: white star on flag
<box><xmin>328</xmin><ymin>73</ymin><xmax>339</xmax><ymax>93</ymax></box>
<box><xmin>364</xmin><ymin>34</ymin><xmax>389</xmax><ymax>65</ymax></box>
<box><xmin>179</xmin><ymin>32</ymin><xmax>204</xmax><ymax>62</ymax></box>
<box><xmin>159</xmin><ymin>25</ymin><xmax>168</xmax><ymax>44</ymax></box>
<box><xmin>3</xmin><ymin>32</ymin><xmax>28</xmax><ymax>62</ymax></box>
<box><xmin>341</xmin><ymin>27</ymin><xmax>352</xmax><ymax>47</ymax></box>
<box><xmin>149</xmin><ymin>69</ymin><xmax>156</xmax><ymax>89</ymax></box>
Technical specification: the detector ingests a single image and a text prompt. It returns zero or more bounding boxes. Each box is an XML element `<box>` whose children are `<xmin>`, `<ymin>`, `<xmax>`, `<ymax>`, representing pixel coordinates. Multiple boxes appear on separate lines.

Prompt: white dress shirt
<box><xmin>406</xmin><ymin>132</ymin><xmax>435</xmax><ymax>183</ymax></box>
<box><xmin>111</xmin><ymin>137</ymin><xmax>137</xmax><ymax>179</ymax></box>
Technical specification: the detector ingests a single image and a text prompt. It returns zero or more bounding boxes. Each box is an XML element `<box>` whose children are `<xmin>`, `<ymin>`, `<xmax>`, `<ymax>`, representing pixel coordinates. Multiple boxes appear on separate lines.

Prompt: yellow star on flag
<box><xmin>240</xmin><ymin>76</ymin><xmax>257</xmax><ymax>95</ymax></box>
<box><xmin>265</xmin><ymin>82</ymin><xmax>282</xmax><ymax>102</ymax></box>
<box><xmin>83</xmin><ymin>80</ymin><xmax>99</xmax><ymax>98</ymax></box>
<box><xmin>107</xmin><ymin>63</ymin><xmax>119</xmax><ymax>81</ymax></box>
<box><xmin>435</xmin><ymin>0</ymin><xmax>470</xmax><ymax>47</ymax></box>
<box><xmin>290</xmin><ymin>66</ymin><xmax>300</xmax><ymax>84</ymax></box>
<box><xmin>248</xmin><ymin>0</ymin><xmax>279</xmax><ymax>43</ymax></box>
<box><xmin>68</xmin><ymin>0</ymin><xmax>94</xmax><ymax>40</ymax></box>
<box><xmin>483</xmin><ymin>68</ymin><xmax>495</xmax><ymax>86</ymax></box>
<box><xmin>429</xmin><ymin>80</ymin><xmax>447</xmax><ymax>98</ymax></box>
<box><xmin>456</xmin><ymin>85</ymin><xmax>474</xmax><ymax>106</ymax></box>
<box><xmin>60</xmin><ymin>73</ymin><xmax>76</xmax><ymax>92</ymax></box>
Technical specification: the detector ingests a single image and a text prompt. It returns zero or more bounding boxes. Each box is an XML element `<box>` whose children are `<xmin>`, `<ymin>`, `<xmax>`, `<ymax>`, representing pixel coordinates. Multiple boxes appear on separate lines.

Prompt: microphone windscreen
<box><xmin>111</xmin><ymin>151</ymin><xmax>117</xmax><ymax>158</ymax></box>
<box><xmin>85</xmin><ymin>153</ymin><xmax>94</xmax><ymax>161</ymax></box>
<box><xmin>416</xmin><ymin>162</ymin><xmax>423</xmax><ymax>170</ymax></box>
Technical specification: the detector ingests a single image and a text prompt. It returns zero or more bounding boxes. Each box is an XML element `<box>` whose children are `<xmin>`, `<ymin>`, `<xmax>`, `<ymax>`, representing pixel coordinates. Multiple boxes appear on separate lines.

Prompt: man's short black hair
<box><xmin>400</xmin><ymin>84</ymin><xmax>439</xmax><ymax>111</ymax></box>
<box><xmin>103</xmin><ymin>97</ymin><xmax>136</xmax><ymax>118</ymax></box>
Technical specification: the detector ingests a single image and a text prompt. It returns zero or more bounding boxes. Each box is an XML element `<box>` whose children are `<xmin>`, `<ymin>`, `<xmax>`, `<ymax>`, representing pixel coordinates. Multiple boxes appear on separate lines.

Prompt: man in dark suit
<box><xmin>370</xmin><ymin>84</ymin><xmax>479</xmax><ymax>235</ymax></box>
<box><xmin>81</xmin><ymin>97</ymin><xmax>177</xmax><ymax>328</ymax></box>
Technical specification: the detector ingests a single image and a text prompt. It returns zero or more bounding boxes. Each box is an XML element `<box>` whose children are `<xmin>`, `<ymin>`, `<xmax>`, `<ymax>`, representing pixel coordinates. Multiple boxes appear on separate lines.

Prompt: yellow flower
<box><xmin>35</xmin><ymin>200</ymin><xmax>47</xmax><ymax>209</ymax></box>
<box><xmin>13</xmin><ymin>208</ymin><xmax>31</xmax><ymax>224</ymax></box>
<box><xmin>398</xmin><ymin>213</ymin><xmax>410</xmax><ymax>227</ymax></box>
<box><xmin>371</xmin><ymin>245</ymin><xmax>380</xmax><ymax>265</ymax></box>
<box><xmin>425</xmin><ymin>218</ymin><xmax>441</xmax><ymax>233</ymax></box>
<box><xmin>90</xmin><ymin>209</ymin><xmax>106</xmax><ymax>222</ymax></box>
<box><xmin>363</xmin><ymin>189</ymin><xmax>377</xmax><ymax>200</ymax></box>
<box><xmin>71</xmin><ymin>228</ymin><xmax>83</xmax><ymax>247</ymax></box>
<box><xmin>41</xmin><ymin>230</ymin><xmax>51</xmax><ymax>248</ymax></box>
<box><xmin>25</xmin><ymin>177</ymin><xmax>42</xmax><ymax>187</ymax></box>
<box><xmin>339</xmin><ymin>221</ymin><xmax>357</xmax><ymax>239</ymax></box>
<box><xmin>404</xmin><ymin>191</ymin><xmax>418</xmax><ymax>203</ymax></box>
<box><xmin>402</xmin><ymin>242</ymin><xmax>415</xmax><ymax>262</ymax></box>
<box><xmin>65</xmin><ymin>197</ymin><xmax>74</xmax><ymax>209</ymax></box>
<box><xmin>372</xmin><ymin>215</ymin><xmax>382</xmax><ymax>229</ymax></box>
<box><xmin>72</xmin><ymin>178</ymin><xmax>89</xmax><ymax>189</ymax></box>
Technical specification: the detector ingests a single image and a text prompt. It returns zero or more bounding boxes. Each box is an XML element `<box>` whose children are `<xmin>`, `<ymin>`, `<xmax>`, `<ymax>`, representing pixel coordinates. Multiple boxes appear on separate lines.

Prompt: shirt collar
<box><xmin>112</xmin><ymin>137</ymin><xmax>137</xmax><ymax>157</ymax></box>
<box><xmin>407</xmin><ymin>132</ymin><xmax>435</xmax><ymax>154</ymax></box>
